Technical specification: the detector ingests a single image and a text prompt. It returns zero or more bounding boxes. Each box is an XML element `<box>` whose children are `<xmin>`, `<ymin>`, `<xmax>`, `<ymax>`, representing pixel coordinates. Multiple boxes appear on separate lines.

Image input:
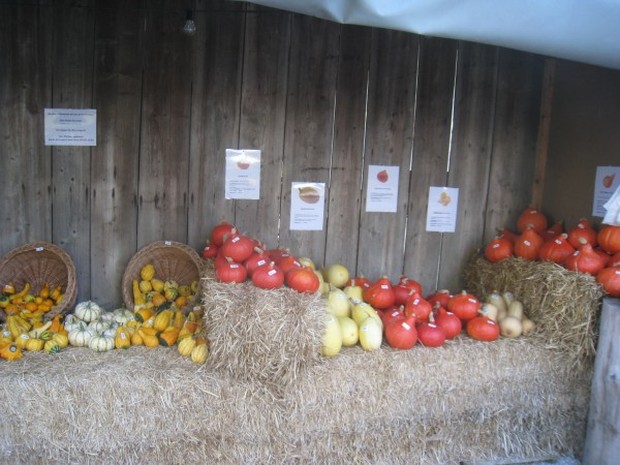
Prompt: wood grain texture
<box><xmin>405</xmin><ymin>38</ymin><xmax>457</xmax><ymax>293</ymax></box>
<box><xmin>439</xmin><ymin>43</ymin><xmax>498</xmax><ymax>291</ymax></box>
<box><xmin>137</xmin><ymin>0</ymin><xmax>193</xmax><ymax>248</ymax></box>
<box><xmin>234</xmin><ymin>5</ymin><xmax>290</xmax><ymax>246</ymax></box>
<box><xmin>356</xmin><ymin>28</ymin><xmax>418</xmax><ymax>282</ymax></box>
<box><xmin>51</xmin><ymin>0</ymin><xmax>95</xmax><ymax>301</ymax></box>
<box><xmin>278</xmin><ymin>15</ymin><xmax>340</xmax><ymax>260</ymax></box>
<box><xmin>90</xmin><ymin>1</ymin><xmax>142</xmax><ymax>307</ymax></box>
<box><xmin>583</xmin><ymin>297</ymin><xmax>620</xmax><ymax>465</ymax></box>
<box><xmin>0</xmin><ymin>3</ymin><xmax>53</xmax><ymax>253</ymax></box>
<box><xmin>483</xmin><ymin>49</ymin><xmax>544</xmax><ymax>242</ymax></box>
<box><xmin>323</xmin><ymin>25</ymin><xmax>370</xmax><ymax>272</ymax></box>
<box><xmin>187</xmin><ymin>0</ymin><xmax>244</xmax><ymax>250</ymax></box>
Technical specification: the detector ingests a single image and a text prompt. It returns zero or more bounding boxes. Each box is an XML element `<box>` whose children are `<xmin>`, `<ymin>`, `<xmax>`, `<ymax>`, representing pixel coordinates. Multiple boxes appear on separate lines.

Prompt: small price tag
<box><xmin>35</xmin><ymin>247</ymin><xmax>44</xmax><ymax>252</ymax></box>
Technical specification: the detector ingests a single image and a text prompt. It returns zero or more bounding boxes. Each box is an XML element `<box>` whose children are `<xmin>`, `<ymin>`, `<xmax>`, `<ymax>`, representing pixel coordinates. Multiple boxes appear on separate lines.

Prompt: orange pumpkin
<box><xmin>598</xmin><ymin>225</ymin><xmax>620</xmax><ymax>254</ymax></box>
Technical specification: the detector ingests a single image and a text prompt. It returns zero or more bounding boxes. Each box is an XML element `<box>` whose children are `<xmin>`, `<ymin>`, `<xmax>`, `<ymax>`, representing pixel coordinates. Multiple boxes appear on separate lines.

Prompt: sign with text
<box><xmin>225</xmin><ymin>149</ymin><xmax>261</xmax><ymax>200</ymax></box>
<box><xmin>290</xmin><ymin>182</ymin><xmax>325</xmax><ymax>231</ymax></box>
<box><xmin>366</xmin><ymin>165</ymin><xmax>399</xmax><ymax>212</ymax></box>
<box><xmin>593</xmin><ymin>165</ymin><xmax>620</xmax><ymax>217</ymax></box>
<box><xmin>426</xmin><ymin>186</ymin><xmax>459</xmax><ymax>233</ymax></box>
<box><xmin>44</xmin><ymin>108</ymin><xmax>97</xmax><ymax>146</ymax></box>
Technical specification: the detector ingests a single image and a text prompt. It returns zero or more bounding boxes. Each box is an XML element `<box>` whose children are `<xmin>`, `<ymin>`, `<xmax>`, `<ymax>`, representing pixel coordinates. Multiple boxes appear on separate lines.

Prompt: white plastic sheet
<box><xmin>231</xmin><ymin>0</ymin><xmax>620</xmax><ymax>70</ymax></box>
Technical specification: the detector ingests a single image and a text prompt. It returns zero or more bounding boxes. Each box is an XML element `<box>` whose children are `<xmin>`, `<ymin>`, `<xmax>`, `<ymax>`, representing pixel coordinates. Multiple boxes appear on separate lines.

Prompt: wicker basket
<box><xmin>122</xmin><ymin>240</ymin><xmax>205</xmax><ymax>312</ymax></box>
<box><xmin>0</xmin><ymin>242</ymin><xmax>78</xmax><ymax>322</ymax></box>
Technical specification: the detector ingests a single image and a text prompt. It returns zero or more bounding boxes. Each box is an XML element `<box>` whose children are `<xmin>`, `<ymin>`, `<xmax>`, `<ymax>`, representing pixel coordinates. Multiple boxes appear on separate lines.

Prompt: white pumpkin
<box><xmin>112</xmin><ymin>307</ymin><xmax>135</xmax><ymax>325</ymax></box>
<box><xmin>88</xmin><ymin>319</ymin><xmax>112</xmax><ymax>333</ymax></box>
<box><xmin>102</xmin><ymin>326</ymin><xmax>117</xmax><ymax>338</ymax></box>
<box><xmin>68</xmin><ymin>325</ymin><xmax>95</xmax><ymax>347</ymax></box>
<box><xmin>74</xmin><ymin>301</ymin><xmax>103</xmax><ymax>322</ymax></box>
<box><xmin>63</xmin><ymin>314</ymin><xmax>81</xmax><ymax>332</ymax></box>
<box><xmin>88</xmin><ymin>334</ymin><xmax>115</xmax><ymax>352</ymax></box>
<box><xmin>100</xmin><ymin>311</ymin><xmax>115</xmax><ymax>322</ymax></box>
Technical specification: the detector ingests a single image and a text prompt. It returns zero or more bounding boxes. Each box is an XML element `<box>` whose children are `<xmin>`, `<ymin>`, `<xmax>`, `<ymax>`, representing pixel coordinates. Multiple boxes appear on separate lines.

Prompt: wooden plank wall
<box><xmin>0</xmin><ymin>1</ymin><xmax>544</xmax><ymax>307</ymax></box>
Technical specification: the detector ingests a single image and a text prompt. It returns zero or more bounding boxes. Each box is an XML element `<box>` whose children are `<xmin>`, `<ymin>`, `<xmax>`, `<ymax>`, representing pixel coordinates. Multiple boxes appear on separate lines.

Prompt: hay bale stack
<box><xmin>201</xmin><ymin>274</ymin><xmax>327</xmax><ymax>392</ymax></box>
<box><xmin>0</xmin><ymin>339</ymin><xmax>590</xmax><ymax>465</ymax></box>
<box><xmin>463</xmin><ymin>255</ymin><xmax>603</xmax><ymax>366</ymax></box>
<box><xmin>0</xmin><ymin>348</ymin><xmax>285</xmax><ymax>465</ymax></box>
<box><xmin>283</xmin><ymin>338</ymin><xmax>590</xmax><ymax>464</ymax></box>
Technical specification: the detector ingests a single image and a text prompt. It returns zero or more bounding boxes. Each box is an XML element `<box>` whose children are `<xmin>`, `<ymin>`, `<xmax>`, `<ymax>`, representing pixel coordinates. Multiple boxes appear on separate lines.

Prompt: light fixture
<box><xmin>182</xmin><ymin>9</ymin><xmax>196</xmax><ymax>36</ymax></box>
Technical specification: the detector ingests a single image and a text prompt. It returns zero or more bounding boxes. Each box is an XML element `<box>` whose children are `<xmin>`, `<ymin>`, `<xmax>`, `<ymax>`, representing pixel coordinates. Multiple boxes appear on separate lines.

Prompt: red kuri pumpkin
<box><xmin>598</xmin><ymin>225</ymin><xmax>620</xmax><ymax>254</ymax></box>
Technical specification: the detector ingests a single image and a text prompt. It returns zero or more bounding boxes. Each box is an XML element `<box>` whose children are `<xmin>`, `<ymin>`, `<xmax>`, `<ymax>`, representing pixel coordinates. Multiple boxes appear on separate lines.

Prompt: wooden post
<box><xmin>583</xmin><ymin>297</ymin><xmax>620</xmax><ymax>464</ymax></box>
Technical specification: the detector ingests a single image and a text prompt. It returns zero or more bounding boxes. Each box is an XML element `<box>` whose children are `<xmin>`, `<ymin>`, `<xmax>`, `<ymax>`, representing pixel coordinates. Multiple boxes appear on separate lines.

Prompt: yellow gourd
<box><xmin>158</xmin><ymin>327</ymin><xmax>180</xmax><ymax>347</ymax></box>
<box><xmin>177</xmin><ymin>336</ymin><xmax>196</xmax><ymax>357</ymax></box>
<box><xmin>44</xmin><ymin>339</ymin><xmax>61</xmax><ymax>354</ymax></box>
<box><xmin>153</xmin><ymin>309</ymin><xmax>173</xmax><ymax>331</ymax></box>
<box><xmin>190</xmin><ymin>344</ymin><xmax>209</xmax><ymax>364</ymax></box>
<box><xmin>132</xmin><ymin>279</ymin><xmax>145</xmax><ymax>306</ymax></box>
<box><xmin>140</xmin><ymin>263</ymin><xmax>156</xmax><ymax>281</ymax></box>
<box><xmin>25</xmin><ymin>337</ymin><xmax>45</xmax><ymax>352</ymax></box>
<box><xmin>151</xmin><ymin>278</ymin><xmax>164</xmax><ymax>292</ymax></box>
<box><xmin>115</xmin><ymin>326</ymin><xmax>131</xmax><ymax>349</ymax></box>
<box><xmin>52</xmin><ymin>332</ymin><xmax>69</xmax><ymax>348</ymax></box>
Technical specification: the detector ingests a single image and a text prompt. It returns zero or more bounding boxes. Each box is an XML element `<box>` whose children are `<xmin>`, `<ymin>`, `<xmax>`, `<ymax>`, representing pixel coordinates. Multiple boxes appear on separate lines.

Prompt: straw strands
<box><xmin>464</xmin><ymin>255</ymin><xmax>603</xmax><ymax>366</ymax></box>
<box><xmin>0</xmin><ymin>338</ymin><xmax>590</xmax><ymax>465</ymax></box>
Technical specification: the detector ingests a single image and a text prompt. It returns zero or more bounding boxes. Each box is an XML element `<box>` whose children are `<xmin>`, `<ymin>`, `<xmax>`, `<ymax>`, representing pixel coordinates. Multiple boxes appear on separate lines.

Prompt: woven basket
<box><xmin>0</xmin><ymin>242</ymin><xmax>78</xmax><ymax>322</ymax></box>
<box><xmin>122</xmin><ymin>240</ymin><xmax>205</xmax><ymax>312</ymax></box>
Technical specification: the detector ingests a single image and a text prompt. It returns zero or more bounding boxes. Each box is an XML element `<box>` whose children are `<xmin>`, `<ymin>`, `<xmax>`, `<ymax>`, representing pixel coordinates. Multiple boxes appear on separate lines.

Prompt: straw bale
<box><xmin>201</xmin><ymin>274</ymin><xmax>327</xmax><ymax>392</ymax></box>
<box><xmin>0</xmin><ymin>337</ymin><xmax>590</xmax><ymax>465</ymax></box>
<box><xmin>463</xmin><ymin>255</ymin><xmax>603</xmax><ymax>366</ymax></box>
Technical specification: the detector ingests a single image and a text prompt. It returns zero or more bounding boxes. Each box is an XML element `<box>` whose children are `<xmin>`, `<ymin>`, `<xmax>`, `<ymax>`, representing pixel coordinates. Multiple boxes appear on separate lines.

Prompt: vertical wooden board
<box><xmin>439</xmin><ymin>43</ymin><xmax>498</xmax><ymax>291</ymax></box>
<box><xmin>404</xmin><ymin>38</ymin><xmax>457</xmax><ymax>293</ymax></box>
<box><xmin>187</xmin><ymin>0</ymin><xmax>244</xmax><ymax>250</ymax></box>
<box><xmin>234</xmin><ymin>5</ymin><xmax>290</xmax><ymax>245</ymax></box>
<box><xmin>137</xmin><ymin>0</ymin><xmax>193</xmax><ymax>247</ymax></box>
<box><xmin>51</xmin><ymin>0</ymin><xmax>95</xmax><ymax>301</ymax></box>
<box><xmin>0</xmin><ymin>4</ymin><xmax>53</xmax><ymax>254</ymax></box>
<box><xmin>90</xmin><ymin>1</ymin><xmax>142</xmax><ymax>307</ymax></box>
<box><xmin>583</xmin><ymin>297</ymin><xmax>620</xmax><ymax>465</ymax></box>
<box><xmin>357</xmin><ymin>28</ymin><xmax>418</xmax><ymax>282</ymax></box>
<box><xmin>278</xmin><ymin>15</ymin><xmax>340</xmax><ymax>259</ymax></box>
<box><xmin>484</xmin><ymin>49</ymin><xmax>544</xmax><ymax>242</ymax></box>
<box><xmin>323</xmin><ymin>25</ymin><xmax>370</xmax><ymax>271</ymax></box>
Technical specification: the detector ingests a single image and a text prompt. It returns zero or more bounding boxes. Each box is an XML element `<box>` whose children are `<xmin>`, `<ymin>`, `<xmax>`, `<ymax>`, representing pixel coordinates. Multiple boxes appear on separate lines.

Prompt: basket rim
<box><xmin>121</xmin><ymin>240</ymin><xmax>205</xmax><ymax>311</ymax></box>
<box><xmin>0</xmin><ymin>241</ymin><xmax>78</xmax><ymax>322</ymax></box>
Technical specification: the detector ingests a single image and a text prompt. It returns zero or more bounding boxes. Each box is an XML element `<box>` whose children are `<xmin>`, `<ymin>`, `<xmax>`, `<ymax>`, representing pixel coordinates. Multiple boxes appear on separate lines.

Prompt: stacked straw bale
<box><xmin>0</xmin><ymin>258</ymin><xmax>595</xmax><ymax>464</ymax></box>
<box><xmin>463</xmin><ymin>254</ymin><xmax>603</xmax><ymax>366</ymax></box>
<box><xmin>201</xmin><ymin>272</ymin><xmax>327</xmax><ymax>393</ymax></box>
<box><xmin>0</xmin><ymin>339</ymin><xmax>590</xmax><ymax>464</ymax></box>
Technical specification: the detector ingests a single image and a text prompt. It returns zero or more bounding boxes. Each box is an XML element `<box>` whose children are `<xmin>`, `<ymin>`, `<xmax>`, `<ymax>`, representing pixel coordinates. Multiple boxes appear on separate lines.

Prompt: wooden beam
<box><xmin>583</xmin><ymin>297</ymin><xmax>620</xmax><ymax>465</ymax></box>
<box><xmin>531</xmin><ymin>58</ymin><xmax>556</xmax><ymax>210</ymax></box>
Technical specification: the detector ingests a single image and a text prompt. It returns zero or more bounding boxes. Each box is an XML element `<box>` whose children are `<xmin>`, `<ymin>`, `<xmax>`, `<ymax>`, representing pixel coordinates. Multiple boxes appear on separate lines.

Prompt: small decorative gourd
<box><xmin>74</xmin><ymin>301</ymin><xmax>103</xmax><ymax>322</ymax></box>
<box><xmin>0</xmin><ymin>343</ymin><xmax>23</xmax><ymax>361</ymax></box>
<box><xmin>115</xmin><ymin>326</ymin><xmax>131</xmax><ymax>349</ymax></box>
<box><xmin>68</xmin><ymin>324</ymin><xmax>95</xmax><ymax>347</ymax></box>
<box><xmin>88</xmin><ymin>334</ymin><xmax>115</xmax><ymax>352</ymax></box>
<box><xmin>178</xmin><ymin>336</ymin><xmax>197</xmax><ymax>357</ymax></box>
<box><xmin>190</xmin><ymin>344</ymin><xmax>209</xmax><ymax>364</ymax></box>
<box><xmin>25</xmin><ymin>337</ymin><xmax>45</xmax><ymax>352</ymax></box>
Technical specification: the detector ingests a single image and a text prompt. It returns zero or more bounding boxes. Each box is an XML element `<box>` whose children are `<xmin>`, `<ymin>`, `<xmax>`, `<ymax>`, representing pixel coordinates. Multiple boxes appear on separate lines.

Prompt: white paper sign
<box><xmin>225</xmin><ymin>149</ymin><xmax>261</xmax><ymax>200</ymax></box>
<box><xmin>290</xmin><ymin>182</ymin><xmax>325</xmax><ymax>231</ymax></box>
<box><xmin>592</xmin><ymin>165</ymin><xmax>620</xmax><ymax>217</ymax></box>
<box><xmin>366</xmin><ymin>165</ymin><xmax>399</xmax><ymax>212</ymax></box>
<box><xmin>426</xmin><ymin>186</ymin><xmax>459</xmax><ymax>233</ymax></box>
<box><xmin>44</xmin><ymin>108</ymin><xmax>97</xmax><ymax>146</ymax></box>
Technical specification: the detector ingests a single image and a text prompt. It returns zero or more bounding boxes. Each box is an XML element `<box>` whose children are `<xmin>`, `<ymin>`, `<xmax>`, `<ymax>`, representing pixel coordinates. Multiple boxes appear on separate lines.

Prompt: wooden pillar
<box><xmin>583</xmin><ymin>297</ymin><xmax>620</xmax><ymax>464</ymax></box>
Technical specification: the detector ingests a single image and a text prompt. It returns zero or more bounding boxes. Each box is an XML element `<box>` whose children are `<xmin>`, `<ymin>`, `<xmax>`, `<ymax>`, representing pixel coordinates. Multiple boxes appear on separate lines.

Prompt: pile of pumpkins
<box><xmin>483</xmin><ymin>208</ymin><xmax>620</xmax><ymax>296</ymax></box>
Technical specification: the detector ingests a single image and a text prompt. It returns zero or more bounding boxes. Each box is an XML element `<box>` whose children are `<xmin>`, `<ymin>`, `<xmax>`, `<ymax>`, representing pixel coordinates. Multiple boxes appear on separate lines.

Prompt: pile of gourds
<box><xmin>132</xmin><ymin>263</ymin><xmax>199</xmax><ymax>313</ymax></box>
